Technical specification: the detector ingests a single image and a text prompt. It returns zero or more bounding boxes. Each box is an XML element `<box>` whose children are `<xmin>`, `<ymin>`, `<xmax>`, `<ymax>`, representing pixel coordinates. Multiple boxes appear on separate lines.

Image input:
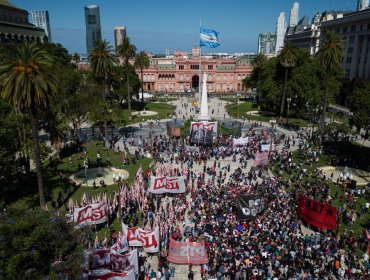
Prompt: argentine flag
<box><xmin>200</xmin><ymin>27</ymin><xmax>220</xmax><ymax>48</ymax></box>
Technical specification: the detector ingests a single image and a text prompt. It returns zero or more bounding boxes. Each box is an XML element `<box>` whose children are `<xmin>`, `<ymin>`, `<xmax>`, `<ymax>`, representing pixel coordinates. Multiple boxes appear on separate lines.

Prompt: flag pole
<box><xmin>199</xmin><ymin>19</ymin><xmax>202</xmax><ymax>104</ymax></box>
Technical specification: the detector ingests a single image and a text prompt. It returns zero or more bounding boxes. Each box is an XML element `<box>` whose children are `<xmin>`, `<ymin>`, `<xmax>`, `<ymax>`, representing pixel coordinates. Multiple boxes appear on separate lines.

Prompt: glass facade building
<box><xmin>31</xmin><ymin>10</ymin><xmax>51</xmax><ymax>42</ymax></box>
<box><xmin>84</xmin><ymin>4</ymin><xmax>101</xmax><ymax>54</ymax></box>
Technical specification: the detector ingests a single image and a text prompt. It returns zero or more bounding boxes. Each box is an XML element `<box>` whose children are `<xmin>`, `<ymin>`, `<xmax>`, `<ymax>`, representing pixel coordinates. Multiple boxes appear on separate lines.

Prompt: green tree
<box><xmin>72</xmin><ymin>52</ymin><xmax>80</xmax><ymax>65</ymax></box>
<box><xmin>88</xmin><ymin>39</ymin><xmax>117</xmax><ymax>148</ymax></box>
<box><xmin>278</xmin><ymin>43</ymin><xmax>298</xmax><ymax>118</ymax></box>
<box><xmin>316</xmin><ymin>31</ymin><xmax>343</xmax><ymax>130</ymax></box>
<box><xmin>0</xmin><ymin>208</ymin><xmax>92</xmax><ymax>279</ymax></box>
<box><xmin>117</xmin><ymin>37</ymin><xmax>137</xmax><ymax>112</ymax></box>
<box><xmin>134</xmin><ymin>51</ymin><xmax>150</xmax><ymax>104</ymax></box>
<box><xmin>110</xmin><ymin>65</ymin><xmax>141</xmax><ymax>107</ymax></box>
<box><xmin>250</xmin><ymin>53</ymin><xmax>267</xmax><ymax>105</ymax></box>
<box><xmin>349</xmin><ymin>83</ymin><xmax>370</xmax><ymax>137</ymax></box>
<box><xmin>0</xmin><ymin>43</ymin><xmax>58</xmax><ymax>208</ymax></box>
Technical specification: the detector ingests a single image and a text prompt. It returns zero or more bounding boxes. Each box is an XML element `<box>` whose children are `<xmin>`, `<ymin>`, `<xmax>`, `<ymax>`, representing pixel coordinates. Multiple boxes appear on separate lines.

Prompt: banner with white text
<box><xmin>150</xmin><ymin>176</ymin><xmax>186</xmax><ymax>194</ymax></box>
<box><xmin>168</xmin><ymin>239</ymin><xmax>208</xmax><ymax>264</ymax></box>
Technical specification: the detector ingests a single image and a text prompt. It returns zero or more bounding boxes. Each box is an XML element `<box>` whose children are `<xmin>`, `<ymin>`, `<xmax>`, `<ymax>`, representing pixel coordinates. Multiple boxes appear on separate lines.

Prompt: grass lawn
<box><xmin>227</xmin><ymin>102</ymin><xmax>308</xmax><ymax>127</ymax></box>
<box><xmin>226</xmin><ymin>102</ymin><xmax>271</xmax><ymax>122</ymax></box>
<box><xmin>114</xmin><ymin>101</ymin><xmax>175</xmax><ymax>125</ymax></box>
<box><xmin>11</xmin><ymin>141</ymin><xmax>152</xmax><ymax>210</ymax></box>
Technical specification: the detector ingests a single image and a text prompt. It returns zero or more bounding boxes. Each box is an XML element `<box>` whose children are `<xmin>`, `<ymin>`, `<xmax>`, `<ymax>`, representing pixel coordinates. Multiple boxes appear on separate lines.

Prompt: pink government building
<box><xmin>138</xmin><ymin>48</ymin><xmax>252</xmax><ymax>94</ymax></box>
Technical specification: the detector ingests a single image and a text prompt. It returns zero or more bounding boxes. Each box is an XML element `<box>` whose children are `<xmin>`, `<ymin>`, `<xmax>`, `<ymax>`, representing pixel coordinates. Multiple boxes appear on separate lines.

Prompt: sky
<box><xmin>12</xmin><ymin>0</ymin><xmax>356</xmax><ymax>55</ymax></box>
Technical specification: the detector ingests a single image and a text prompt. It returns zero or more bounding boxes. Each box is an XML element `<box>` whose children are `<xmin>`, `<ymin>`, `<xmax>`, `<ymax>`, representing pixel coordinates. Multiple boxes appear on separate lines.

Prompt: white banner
<box><xmin>261</xmin><ymin>144</ymin><xmax>275</xmax><ymax>152</ymax></box>
<box><xmin>122</xmin><ymin>224</ymin><xmax>160</xmax><ymax>253</ymax></box>
<box><xmin>233</xmin><ymin>137</ymin><xmax>249</xmax><ymax>146</ymax></box>
<box><xmin>88</xmin><ymin>268</ymin><xmax>135</xmax><ymax>280</ymax></box>
<box><xmin>87</xmin><ymin>249</ymin><xmax>138</xmax><ymax>274</ymax></box>
<box><xmin>111</xmin><ymin>235</ymin><xmax>129</xmax><ymax>254</ymax></box>
<box><xmin>149</xmin><ymin>176</ymin><xmax>186</xmax><ymax>194</ymax></box>
<box><xmin>73</xmin><ymin>202</ymin><xmax>107</xmax><ymax>227</ymax></box>
<box><xmin>110</xmin><ymin>250</ymin><xmax>139</xmax><ymax>274</ymax></box>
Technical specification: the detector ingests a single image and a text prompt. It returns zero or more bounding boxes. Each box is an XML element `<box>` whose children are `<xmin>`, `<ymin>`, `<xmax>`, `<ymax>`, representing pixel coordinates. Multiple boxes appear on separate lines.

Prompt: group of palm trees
<box><xmin>252</xmin><ymin>31</ymin><xmax>343</xmax><ymax>129</ymax></box>
<box><xmin>0</xmin><ymin>37</ymin><xmax>149</xmax><ymax>208</ymax></box>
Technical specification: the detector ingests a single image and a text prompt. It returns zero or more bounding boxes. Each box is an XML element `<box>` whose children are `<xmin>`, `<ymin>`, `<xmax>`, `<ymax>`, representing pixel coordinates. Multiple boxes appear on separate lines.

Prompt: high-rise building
<box><xmin>258</xmin><ymin>33</ymin><xmax>277</xmax><ymax>56</ymax></box>
<box><xmin>357</xmin><ymin>0</ymin><xmax>369</xmax><ymax>11</ymax></box>
<box><xmin>84</xmin><ymin>4</ymin><xmax>101</xmax><ymax>54</ymax></box>
<box><xmin>275</xmin><ymin>12</ymin><xmax>286</xmax><ymax>54</ymax></box>
<box><xmin>289</xmin><ymin>2</ymin><xmax>299</xmax><ymax>27</ymax></box>
<box><xmin>31</xmin><ymin>10</ymin><xmax>52</xmax><ymax>42</ymax></box>
<box><xmin>114</xmin><ymin>26</ymin><xmax>126</xmax><ymax>50</ymax></box>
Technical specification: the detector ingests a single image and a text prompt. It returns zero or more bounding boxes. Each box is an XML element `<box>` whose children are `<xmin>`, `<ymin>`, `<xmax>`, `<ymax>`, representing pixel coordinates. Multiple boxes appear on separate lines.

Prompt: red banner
<box><xmin>168</xmin><ymin>239</ymin><xmax>208</xmax><ymax>264</ymax></box>
<box><xmin>297</xmin><ymin>196</ymin><xmax>337</xmax><ymax>230</ymax></box>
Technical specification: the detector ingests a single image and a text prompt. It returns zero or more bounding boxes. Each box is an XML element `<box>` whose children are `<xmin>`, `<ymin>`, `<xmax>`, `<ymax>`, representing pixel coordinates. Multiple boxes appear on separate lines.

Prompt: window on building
<box><xmin>179</xmin><ymin>65</ymin><xmax>184</xmax><ymax>70</ymax></box>
<box><xmin>217</xmin><ymin>75</ymin><xmax>220</xmax><ymax>81</ymax></box>
<box><xmin>345</xmin><ymin>69</ymin><xmax>350</xmax><ymax>78</ymax></box>
<box><xmin>346</xmin><ymin>57</ymin><xmax>352</xmax><ymax>64</ymax></box>
<box><xmin>343</xmin><ymin>27</ymin><xmax>348</xmax><ymax>33</ymax></box>
<box><xmin>180</xmin><ymin>74</ymin><xmax>183</xmax><ymax>81</ymax></box>
<box><xmin>190</xmin><ymin>65</ymin><xmax>199</xmax><ymax>70</ymax></box>
<box><xmin>350</xmin><ymin>25</ymin><xmax>356</xmax><ymax>32</ymax></box>
<box><xmin>208</xmin><ymin>65</ymin><xmax>213</xmax><ymax>70</ymax></box>
<box><xmin>223</xmin><ymin>75</ymin><xmax>227</xmax><ymax>81</ymax></box>
<box><xmin>349</xmin><ymin>36</ymin><xmax>355</xmax><ymax>44</ymax></box>
<box><xmin>208</xmin><ymin>74</ymin><xmax>212</xmax><ymax>81</ymax></box>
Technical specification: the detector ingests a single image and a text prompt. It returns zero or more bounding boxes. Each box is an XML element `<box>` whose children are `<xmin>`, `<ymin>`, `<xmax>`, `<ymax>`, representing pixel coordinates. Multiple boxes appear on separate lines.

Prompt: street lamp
<box><xmin>237</xmin><ymin>93</ymin><xmax>241</xmax><ymax>119</ymax></box>
<box><xmin>147</xmin><ymin>119</ymin><xmax>155</xmax><ymax>156</ymax></box>
<box><xmin>269</xmin><ymin>118</ymin><xmax>276</xmax><ymax>156</ymax></box>
<box><xmin>286</xmin><ymin>97</ymin><xmax>292</xmax><ymax>124</ymax></box>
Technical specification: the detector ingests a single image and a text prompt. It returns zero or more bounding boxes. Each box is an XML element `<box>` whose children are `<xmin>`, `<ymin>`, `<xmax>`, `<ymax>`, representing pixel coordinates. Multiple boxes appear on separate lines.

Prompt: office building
<box><xmin>321</xmin><ymin>9</ymin><xmax>370</xmax><ymax>80</ymax></box>
<box><xmin>114</xmin><ymin>26</ymin><xmax>126</xmax><ymax>50</ymax></box>
<box><xmin>289</xmin><ymin>2</ymin><xmax>299</xmax><ymax>27</ymax></box>
<box><xmin>275</xmin><ymin>12</ymin><xmax>286</xmax><ymax>54</ymax></box>
<box><xmin>31</xmin><ymin>10</ymin><xmax>51</xmax><ymax>42</ymax></box>
<box><xmin>0</xmin><ymin>0</ymin><xmax>47</xmax><ymax>44</ymax></box>
<box><xmin>357</xmin><ymin>0</ymin><xmax>369</xmax><ymax>11</ymax></box>
<box><xmin>258</xmin><ymin>33</ymin><xmax>277</xmax><ymax>57</ymax></box>
<box><xmin>84</xmin><ymin>4</ymin><xmax>101</xmax><ymax>54</ymax></box>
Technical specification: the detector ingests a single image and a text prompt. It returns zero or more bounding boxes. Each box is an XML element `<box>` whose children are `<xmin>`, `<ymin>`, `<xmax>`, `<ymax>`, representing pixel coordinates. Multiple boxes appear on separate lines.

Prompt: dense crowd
<box><xmin>72</xmin><ymin>123</ymin><xmax>369</xmax><ymax>279</ymax></box>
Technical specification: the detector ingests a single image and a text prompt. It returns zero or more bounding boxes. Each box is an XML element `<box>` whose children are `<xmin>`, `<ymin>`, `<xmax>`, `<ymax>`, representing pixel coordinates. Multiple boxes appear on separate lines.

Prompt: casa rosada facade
<box><xmin>138</xmin><ymin>48</ymin><xmax>252</xmax><ymax>93</ymax></box>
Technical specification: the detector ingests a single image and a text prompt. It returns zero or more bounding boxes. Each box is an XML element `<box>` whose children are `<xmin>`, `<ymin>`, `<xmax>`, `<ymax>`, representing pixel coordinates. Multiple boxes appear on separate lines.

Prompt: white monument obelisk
<box><xmin>198</xmin><ymin>73</ymin><xmax>211</xmax><ymax>120</ymax></box>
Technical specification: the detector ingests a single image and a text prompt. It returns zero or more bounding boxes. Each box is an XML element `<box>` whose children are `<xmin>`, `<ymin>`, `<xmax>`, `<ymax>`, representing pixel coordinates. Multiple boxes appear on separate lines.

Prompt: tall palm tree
<box><xmin>316</xmin><ymin>31</ymin><xmax>343</xmax><ymax>131</ymax></box>
<box><xmin>88</xmin><ymin>39</ymin><xmax>117</xmax><ymax>148</ymax></box>
<box><xmin>278</xmin><ymin>43</ymin><xmax>298</xmax><ymax>119</ymax></box>
<box><xmin>134</xmin><ymin>51</ymin><xmax>150</xmax><ymax>104</ymax></box>
<box><xmin>117</xmin><ymin>37</ymin><xmax>137</xmax><ymax>112</ymax></box>
<box><xmin>251</xmin><ymin>53</ymin><xmax>267</xmax><ymax>105</ymax></box>
<box><xmin>0</xmin><ymin>43</ymin><xmax>58</xmax><ymax>208</ymax></box>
